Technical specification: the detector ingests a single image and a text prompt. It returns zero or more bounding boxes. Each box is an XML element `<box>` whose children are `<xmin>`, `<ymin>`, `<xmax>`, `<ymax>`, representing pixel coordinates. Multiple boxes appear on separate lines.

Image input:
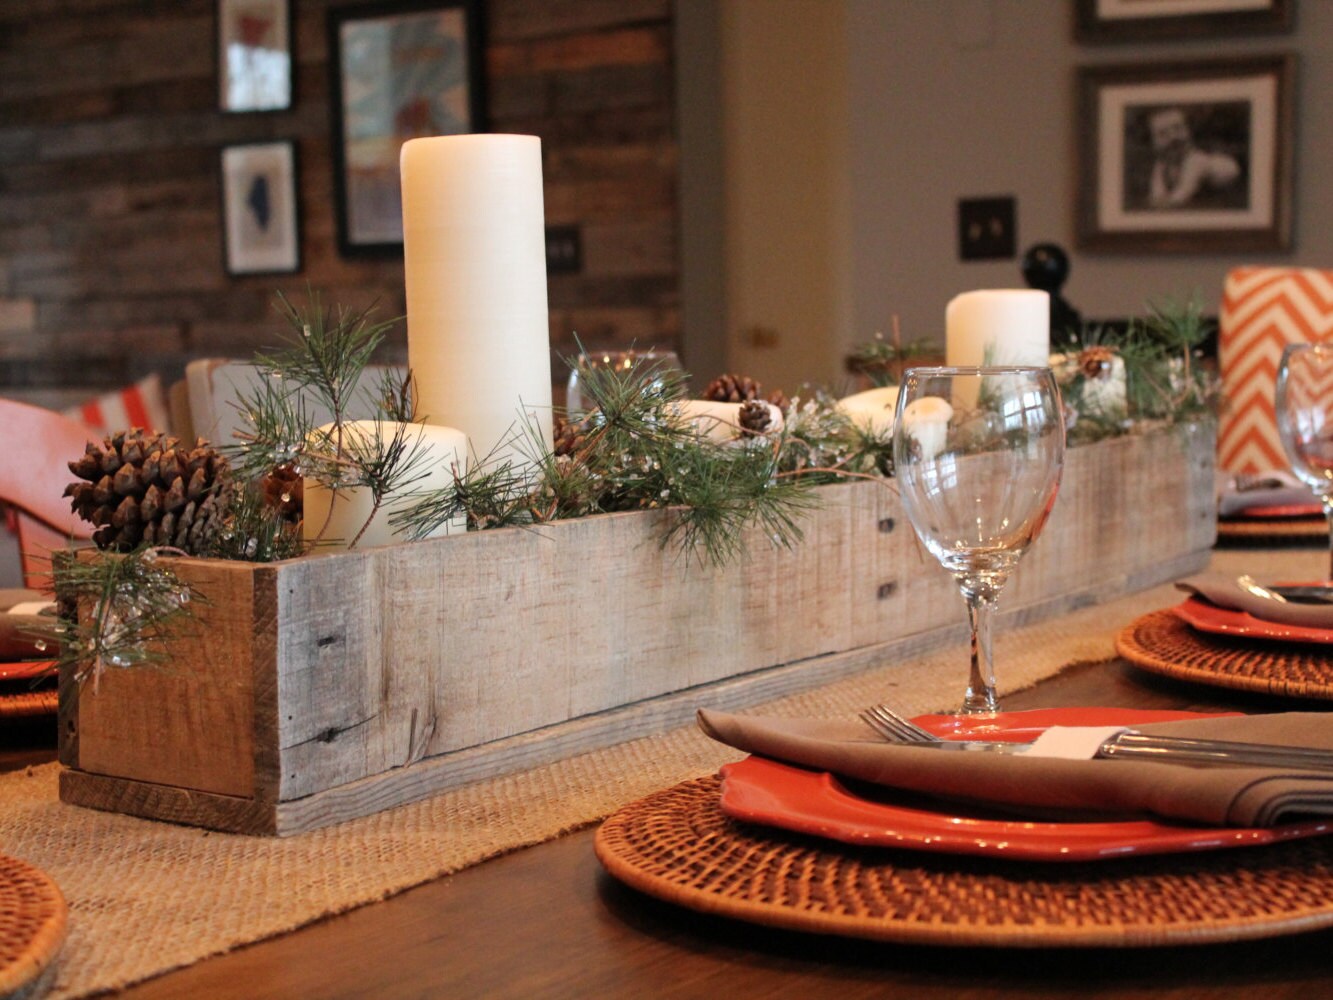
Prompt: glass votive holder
<box><xmin>566</xmin><ymin>349</ymin><xmax>684</xmax><ymax>416</ymax></box>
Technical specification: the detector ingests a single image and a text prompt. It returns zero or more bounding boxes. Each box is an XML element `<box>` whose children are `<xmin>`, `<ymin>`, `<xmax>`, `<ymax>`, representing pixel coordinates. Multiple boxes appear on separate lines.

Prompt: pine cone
<box><xmin>738</xmin><ymin>399</ymin><xmax>773</xmax><ymax>435</ymax></box>
<box><xmin>260</xmin><ymin>464</ymin><xmax>303</xmax><ymax>523</ymax></box>
<box><xmin>702</xmin><ymin>373</ymin><xmax>763</xmax><ymax>403</ymax></box>
<box><xmin>553</xmin><ymin>413</ymin><xmax>595</xmax><ymax>458</ymax></box>
<box><xmin>766</xmin><ymin>388</ymin><xmax>790</xmax><ymax>413</ymax></box>
<box><xmin>1078</xmin><ymin>346</ymin><xmax>1117</xmax><ymax>380</ymax></box>
<box><xmin>65</xmin><ymin>430</ymin><xmax>232</xmax><ymax>554</ymax></box>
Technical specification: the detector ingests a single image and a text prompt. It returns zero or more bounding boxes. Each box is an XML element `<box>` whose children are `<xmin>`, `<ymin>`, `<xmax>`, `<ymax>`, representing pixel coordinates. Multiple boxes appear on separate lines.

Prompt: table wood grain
<box><xmin>6</xmin><ymin>659</ymin><xmax>1332</xmax><ymax>999</ymax></box>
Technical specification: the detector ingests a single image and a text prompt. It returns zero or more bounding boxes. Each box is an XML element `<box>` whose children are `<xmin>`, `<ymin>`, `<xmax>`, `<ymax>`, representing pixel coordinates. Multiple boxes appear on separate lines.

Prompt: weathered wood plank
<box><xmin>72</xmin><ymin>558</ymin><xmax>259</xmax><ymax>798</ymax></box>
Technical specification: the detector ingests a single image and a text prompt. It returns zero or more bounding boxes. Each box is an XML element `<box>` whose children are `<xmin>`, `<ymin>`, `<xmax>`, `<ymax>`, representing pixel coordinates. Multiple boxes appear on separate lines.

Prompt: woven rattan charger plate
<box><xmin>0</xmin><ymin>690</ymin><xmax>56</xmax><ymax>720</ymax></box>
<box><xmin>1116</xmin><ymin>609</ymin><xmax>1333</xmax><ymax>701</ymax></box>
<box><xmin>595</xmin><ymin>776</ymin><xmax>1333</xmax><ymax>948</ymax></box>
<box><xmin>0</xmin><ymin>854</ymin><xmax>67</xmax><ymax>1000</ymax></box>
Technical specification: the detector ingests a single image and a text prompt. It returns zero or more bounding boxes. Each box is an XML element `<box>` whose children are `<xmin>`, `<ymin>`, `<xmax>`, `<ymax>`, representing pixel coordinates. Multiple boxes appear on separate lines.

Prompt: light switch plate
<box><xmin>958</xmin><ymin>196</ymin><xmax>1016</xmax><ymax>261</ymax></box>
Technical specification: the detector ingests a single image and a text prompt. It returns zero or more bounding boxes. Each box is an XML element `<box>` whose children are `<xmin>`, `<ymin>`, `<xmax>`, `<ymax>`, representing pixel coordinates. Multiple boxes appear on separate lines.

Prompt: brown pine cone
<box><xmin>260</xmin><ymin>464</ymin><xmax>303</xmax><ymax>523</ymax></box>
<box><xmin>1078</xmin><ymin>346</ymin><xmax>1117</xmax><ymax>380</ymax></box>
<box><xmin>766</xmin><ymin>388</ymin><xmax>790</xmax><ymax>413</ymax></box>
<box><xmin>65</xmin><ymin>430</ymin><xmax>232</xmax><ymax>554</ymax></box>
<box><xmin>702</xmin><ymin>373</ymin><xmax>763</xmax><ymax>403</ymax></box>
<box><xmin>738</xmin><ymin>399</ymin><xmax>773</xmax><ymax>434</ymax></box>
<box><xmin>553</xmin><ymin>413</ymin><xmax>594</xmax><ymax>458</ymax></box>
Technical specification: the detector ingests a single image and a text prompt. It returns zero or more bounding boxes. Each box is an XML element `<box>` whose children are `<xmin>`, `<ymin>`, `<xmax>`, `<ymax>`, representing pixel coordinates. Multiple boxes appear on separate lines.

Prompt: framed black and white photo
<box><xmin>220</xmin><ymin>141</ymin><xmax>301</xmax><ymax>276</ymax></box>
<box><xmin>1074</xmin><ymin>0</ymin><xmax>1292</xmax><ymax>44</ymax></box>
<box><xmin>217</xmin><ymin>0</ymin><xmax>293</xmax><ymax>112</ymax></box>
<box><xmin>1076</xmin><ymin>56</ymin><xmax>1294</xmax><ymax>254</ymax></box>
<box><xmin>328</xmin><ymin>0</ymin><xmax>485</xmax><ymax>257</ymax></box>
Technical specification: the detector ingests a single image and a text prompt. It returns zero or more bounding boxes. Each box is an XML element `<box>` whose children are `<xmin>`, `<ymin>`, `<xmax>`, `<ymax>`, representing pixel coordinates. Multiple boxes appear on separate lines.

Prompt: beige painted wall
<box><xmin>680</xmin><ymin>0</ymin><xmax>1330</xmax><ymax>391</ymax></box>
<box><xmin>719</xmin><ymin>0</ymin><xmax>852</xmax><ymax>395</ymax></box>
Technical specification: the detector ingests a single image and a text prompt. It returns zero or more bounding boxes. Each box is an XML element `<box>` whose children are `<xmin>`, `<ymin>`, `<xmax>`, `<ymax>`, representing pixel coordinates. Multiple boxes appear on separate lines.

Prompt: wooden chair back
<box><xmin>0</xmin><ymin>398</ymin><xmax>97</xmax><ymax>591</ymax></box>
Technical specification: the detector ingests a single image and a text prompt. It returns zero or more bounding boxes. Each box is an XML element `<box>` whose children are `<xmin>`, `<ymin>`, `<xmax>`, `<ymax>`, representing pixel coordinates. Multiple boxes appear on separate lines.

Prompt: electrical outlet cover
<box><xmin>958</xmin><ymin>197</ymin><xmax>1016</xmax><ymax>261</ymax></box>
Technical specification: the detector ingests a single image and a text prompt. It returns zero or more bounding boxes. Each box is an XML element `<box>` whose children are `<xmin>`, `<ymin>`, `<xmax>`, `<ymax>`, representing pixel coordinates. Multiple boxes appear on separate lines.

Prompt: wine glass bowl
<box><xmin>1275</xmin><ymin>343</ymin><xmax>1333</xmax><ymax>577</ymax></box>
<box><xmin>893</xmin><ymin>366</ymin><xmax>1065</xmax><ymax>715</ymax></box>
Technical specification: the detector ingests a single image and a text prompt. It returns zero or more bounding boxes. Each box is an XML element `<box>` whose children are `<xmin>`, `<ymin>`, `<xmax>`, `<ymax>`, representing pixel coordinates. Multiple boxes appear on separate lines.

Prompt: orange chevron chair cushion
<box><xmin>1217</xmin><ymin>266</ymin><xmax>1333</xmax><ymax>473</ymax></box>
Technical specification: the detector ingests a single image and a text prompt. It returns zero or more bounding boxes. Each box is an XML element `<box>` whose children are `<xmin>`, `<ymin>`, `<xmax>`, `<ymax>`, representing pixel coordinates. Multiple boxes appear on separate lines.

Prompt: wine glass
<box><xmin>1275</xmin><ymin>343</ymin><xmax>1333</xmax><ymax>578</ymax></box>
<box><xmin>893</xmin><ymin>366</ymin><xmax>1065</xmax><ymax>715</ymax></box>
<box><xmin>566</xmin><ymin>349</ymin><xmax>684</xmax><ymax>416</ymax></box>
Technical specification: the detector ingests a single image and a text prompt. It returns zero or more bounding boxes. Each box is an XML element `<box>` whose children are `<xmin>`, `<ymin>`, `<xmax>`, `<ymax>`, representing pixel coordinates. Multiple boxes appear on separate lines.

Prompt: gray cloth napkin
<box><xmin>697</xmin><ymin>708</ymin><xmax>1333</xmax><ymax>827</ymax></box>
<box><xmin>1217</xmin><ymin>472</ymin><xmax>1314</xmax><ymax>517</ymax></box>
<box><xmin>1176</xmin><ymin>572</ymin><xmax>1333</xmax><ymax>628</ymax></box>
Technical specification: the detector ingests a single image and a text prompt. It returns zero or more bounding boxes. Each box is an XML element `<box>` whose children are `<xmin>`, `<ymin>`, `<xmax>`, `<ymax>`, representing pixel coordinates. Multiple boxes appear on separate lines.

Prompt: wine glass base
<box><xmin>959</xmin><ymin>690</ymin><xmax>998</xmax><ymax>716</ymax></box>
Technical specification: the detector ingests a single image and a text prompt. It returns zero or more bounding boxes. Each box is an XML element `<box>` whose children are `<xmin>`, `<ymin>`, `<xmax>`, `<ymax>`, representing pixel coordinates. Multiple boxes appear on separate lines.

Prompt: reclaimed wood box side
<box><xmin>1006</xmin><ymin>422</ymin><xmax>1216</xmax><ymax>609</ymax></box>
<box><xmin>271</xmin><ymin>479</ymin><xmax>921</xmax><ymax>801</ymax></box>
<box><xmin>58</xmin><ymin>557</ymin><xmax>283</xmax><ymax>833</ymax></box>
<box><xmin>57</xmin><ymin>426</ymin><xmax>1218</xmax><ymax>835</ymax></box>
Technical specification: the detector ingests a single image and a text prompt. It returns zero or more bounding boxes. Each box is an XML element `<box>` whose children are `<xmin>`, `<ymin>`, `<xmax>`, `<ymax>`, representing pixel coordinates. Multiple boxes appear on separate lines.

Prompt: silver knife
<box><xmin>902</xmin><ymin>733</ymin><xmax>1333</xmax><ymax>771</ymax></box>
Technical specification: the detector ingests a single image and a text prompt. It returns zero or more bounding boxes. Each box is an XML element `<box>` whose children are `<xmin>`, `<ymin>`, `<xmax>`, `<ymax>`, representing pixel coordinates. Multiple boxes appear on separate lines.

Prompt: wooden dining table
<box><xmin>5</xmin><ymin>618</ymin><xmax>1333</xmax><ymax>999</ymax></box>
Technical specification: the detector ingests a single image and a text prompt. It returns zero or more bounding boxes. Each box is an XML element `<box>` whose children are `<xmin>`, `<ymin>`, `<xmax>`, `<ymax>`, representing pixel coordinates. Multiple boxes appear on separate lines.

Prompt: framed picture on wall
<box><xmin>220</xmin><ymin>141</ymin><xmax>301</xmax><ymax>276</ymax></box>
<box><xmin>1076</xmin><ymin>56</ymin><xmax>1294</xmax><ymax>254</ymax></box>
<box><xmin>328</xmin><ymin>0</ymin><xmax>485</xmax><ymax>257</ymax></box>
<box><xmin>217</xmin><ymin>0</ymin><xmax>293</xmax><ymax>112</ymax></box>
<box><xmin>1074</xmin><ymin>0</ymin><xmax>1292</xmax><ymax>44</ymax></box>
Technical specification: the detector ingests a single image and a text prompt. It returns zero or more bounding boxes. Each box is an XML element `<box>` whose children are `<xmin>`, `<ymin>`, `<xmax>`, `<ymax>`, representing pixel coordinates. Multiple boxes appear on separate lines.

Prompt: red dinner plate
<box><xmin>1173</xmin><ymin>595</ymin><xmax>1333</xmax><ymax>645</ymax></box>
<box><xmin>717</xmin><ymin>708</ymin><xmax>1331</xmax><ymax>862</ymax></box>
<box><xmin>0</xmin><ymin>659</ymin><xmax>55</xmax><ymax>682</ymax></box>
<box><xmin>1234</xmin><ymin>503</ymin><xmax>1324</xmax><ymax>519</ymax></box>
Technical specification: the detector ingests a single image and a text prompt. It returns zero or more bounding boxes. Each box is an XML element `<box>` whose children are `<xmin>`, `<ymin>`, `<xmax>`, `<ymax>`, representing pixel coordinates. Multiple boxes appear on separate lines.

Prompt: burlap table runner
<box><xmin>0</xmin><ymin>548</ymin><xmax>1316</xmax><ymax>998</ymax></box>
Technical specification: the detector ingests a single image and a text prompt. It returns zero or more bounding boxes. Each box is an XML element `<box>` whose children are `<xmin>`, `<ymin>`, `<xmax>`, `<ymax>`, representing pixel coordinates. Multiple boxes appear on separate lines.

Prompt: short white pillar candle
<box><xmin>302</xmin><ymin>420</ymin><xmax>469</xmax><ymax>550</ymax></box>
<box><xmin>945</xmin><ymin>289</ymin><xmax>1050</xmax><ymax>368</ymax></box>
<box><xmin>837</xmin><ymin>386</ymin><xmax>901</xmax><ymax>438</ymax></box>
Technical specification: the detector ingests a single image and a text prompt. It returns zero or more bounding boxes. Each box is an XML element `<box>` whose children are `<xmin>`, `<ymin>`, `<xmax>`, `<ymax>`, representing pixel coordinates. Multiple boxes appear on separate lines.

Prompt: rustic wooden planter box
<box><xmin>58</xmin><ymin>424</ymin><xmax>1216</xmax><ymax>835</ymax></box>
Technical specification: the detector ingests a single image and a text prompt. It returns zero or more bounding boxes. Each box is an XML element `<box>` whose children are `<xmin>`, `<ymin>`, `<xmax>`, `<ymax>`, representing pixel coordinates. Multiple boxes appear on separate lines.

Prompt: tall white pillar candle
<box><xmin>945</xmin><ymin>289</ymin><xmax>1050</xmax><ymax>368</ymax></box>
<box><xmin>401</xmin><ymin>134</ymin><xmax>553</xmax><ymax>471</ymax></box>
<box><xmin>302</xmin><ymin>420</ymin><xmax>469</xmax><ymax>550</ymax></box>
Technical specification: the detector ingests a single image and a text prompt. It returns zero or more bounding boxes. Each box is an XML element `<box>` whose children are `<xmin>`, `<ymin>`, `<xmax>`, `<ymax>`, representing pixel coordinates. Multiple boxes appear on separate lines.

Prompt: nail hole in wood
<box><xmin>878</xmin><ymin>518</ymin><xmax>895</xmax><ymax>533</ymax></box>
<box><xmin>316</xmin><ymin>635</ymin><xmax>338</xmax><ymax>648</ymax></box>
<box><xmin>877</xmin><ymin>582</ymin><xmax>897</xmax><ymax>599</ymax></box>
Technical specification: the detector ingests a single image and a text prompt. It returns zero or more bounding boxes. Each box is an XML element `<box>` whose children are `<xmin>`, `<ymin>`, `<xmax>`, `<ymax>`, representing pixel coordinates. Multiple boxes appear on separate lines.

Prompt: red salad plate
<box><xmin>1233</xmin><ymin>503</ymin><xmax>1323</xmax><ymax>519</ymax></box>
<box><xmin>717</xmin><ymin>708</ymin><xmax>1330</xmax><ymax>862</ymax></box>
<box><xmin>1173</xmin><ymin>595</ymin><xmax>1333</xmax><ymax>645</ymax></box>
<box><xmin>0</xmin><ymin>660</ymin><xmax>55</xmax><ymax>682</ymax></box>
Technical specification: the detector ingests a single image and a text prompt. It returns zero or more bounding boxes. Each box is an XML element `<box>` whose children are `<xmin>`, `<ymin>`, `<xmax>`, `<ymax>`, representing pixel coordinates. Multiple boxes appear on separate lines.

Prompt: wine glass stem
<box><xmin>961</xmin><ymin>591</ymin><xmax>999</xmax><ymax>715</ymax></box>
<box><xmin>1323</xmin><ymin>496</ymin><xmax>1333</xmax><ymax>581</ymax></box>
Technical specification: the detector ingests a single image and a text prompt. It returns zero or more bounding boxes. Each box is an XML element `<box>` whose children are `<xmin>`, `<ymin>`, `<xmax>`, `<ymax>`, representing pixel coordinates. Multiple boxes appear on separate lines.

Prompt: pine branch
<box><xmin>42</xmin><ymin>547</ymin><xmax>201</xmax><ymax>690</ymax></box>
<box><xmin>261</xmin><ymin>289</ymin><xmax>398</xmax><ymax>426</ymax></box>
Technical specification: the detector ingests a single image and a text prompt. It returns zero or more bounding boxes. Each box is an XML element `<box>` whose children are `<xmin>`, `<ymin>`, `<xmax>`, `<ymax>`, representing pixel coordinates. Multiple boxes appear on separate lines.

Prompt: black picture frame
<box><xmin>328</xmin><ymin>0</ymin><xmax>486</xmax><ymax>258</ymax></box>
<box><xmin>217</xmin><ymin>0</ymin><xmax>294</xmax><ymax>112</ymax></box>
<box><xmin>1074</xmin><ymin>0</ymin><xmax>1293</xmax><ymax>45</ymax></box>
<box><xmin>220</xmin><ymin>140</ymin><xmax>302</xmax><ymax>276</ymax></box>
<box><xmin>1076</xmin><ymin>55</ymin><xmax>1295</xmax><ymax>254</ymax></box>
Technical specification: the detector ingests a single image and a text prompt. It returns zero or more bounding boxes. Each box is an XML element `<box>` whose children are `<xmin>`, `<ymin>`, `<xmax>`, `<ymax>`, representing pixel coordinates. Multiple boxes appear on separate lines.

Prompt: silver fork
<box><xmin>860</xmin><ymin>704</ymin><xmax>939</xmax><ymax>743</ymax></box>
<box><xmin>1233</xmin><ymin>472</ymin><xmax>1286</xmax><ymax>492</ymax></box>
<box><xmin>859</xmin><ymin>703</ymin><xmax>1333</xmax><ymax>771</ymax></box>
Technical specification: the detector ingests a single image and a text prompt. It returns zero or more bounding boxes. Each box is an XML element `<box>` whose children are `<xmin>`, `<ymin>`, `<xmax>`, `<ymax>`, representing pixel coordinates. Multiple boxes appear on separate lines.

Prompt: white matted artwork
<box><xmin>1076</xmin><ymin>56</ymin><xmax>1293</xmax><ymax>254</ymax></box>
<box><xmin>220</xmin><ymin>140</ymin><xmax>301</xmax><ymax>276</ymax></box>
<box><xmin>1074</xmin><ymin>0</ymin><xmax>1292</xmax><ymax>43</ymax></box>
<box><xmin>218</xmin><ymin>0</ymin><xmax>293</xmax><ymax>112</ymax></box>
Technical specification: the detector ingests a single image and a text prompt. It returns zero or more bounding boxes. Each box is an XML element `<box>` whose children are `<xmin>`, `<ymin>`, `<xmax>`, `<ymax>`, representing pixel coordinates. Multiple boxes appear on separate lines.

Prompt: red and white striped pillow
<box><xmin>64</xmin><ymin>373</ymin><xmax>171</xmax><ymax>438</ymax></box>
